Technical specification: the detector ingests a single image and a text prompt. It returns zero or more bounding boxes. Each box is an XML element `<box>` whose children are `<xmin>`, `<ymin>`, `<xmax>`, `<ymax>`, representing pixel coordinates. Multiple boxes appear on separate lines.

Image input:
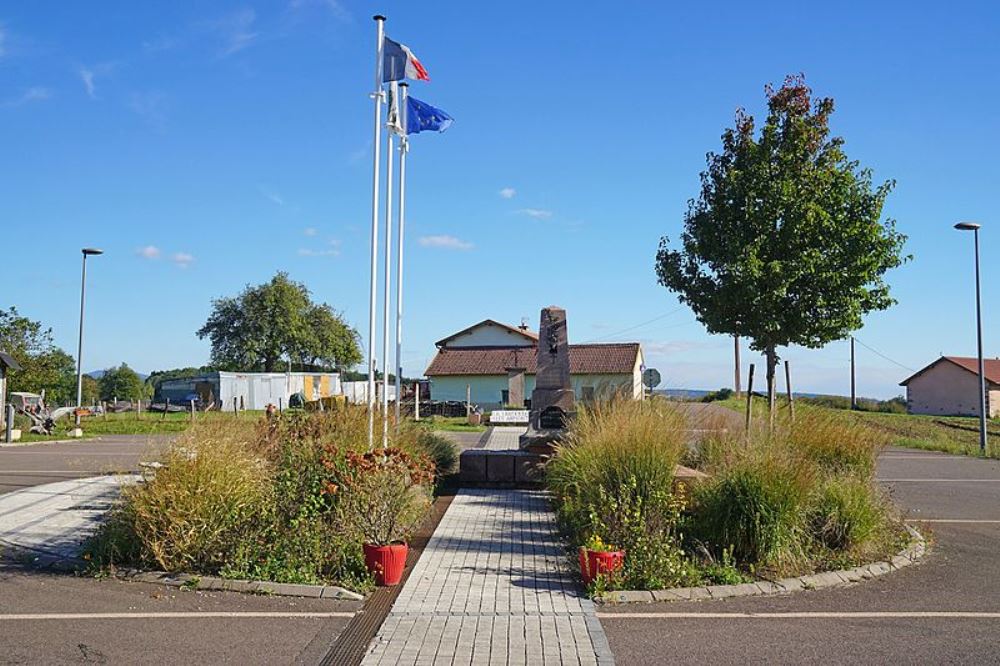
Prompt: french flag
<box><xmin>382</xmin><ymin>37</ymin><xmax>430</xmax><ymax>82</ymax></box>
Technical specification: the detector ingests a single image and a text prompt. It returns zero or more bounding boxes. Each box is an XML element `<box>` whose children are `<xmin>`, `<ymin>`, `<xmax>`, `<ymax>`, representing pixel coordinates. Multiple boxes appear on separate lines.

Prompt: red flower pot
<box><xmin>580</xmin><ymin>548</ymin><xmax>625</xmax><ymax>586</ymax></box>
<box><xmin>363</xmin><ymin>542</ymin><xmax>408</xmax><ymax>586</ymax></box>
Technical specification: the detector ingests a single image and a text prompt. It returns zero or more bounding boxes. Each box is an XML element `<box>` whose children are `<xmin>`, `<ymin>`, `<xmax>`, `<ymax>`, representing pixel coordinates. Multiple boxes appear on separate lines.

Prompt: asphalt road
<box><xmin>599</xmin><ymin>448</ymin><xmax>1000</xmax><ymax>664</ymax></box>
<box><xmin>0</xmin><ymin>435</ymin><xmax>362</xmax><ymax>665</ymax></box>
<box><xmin>0</xmin><ymin>435</ymin><xmax>171</xmax><ymax>494</ymax></box>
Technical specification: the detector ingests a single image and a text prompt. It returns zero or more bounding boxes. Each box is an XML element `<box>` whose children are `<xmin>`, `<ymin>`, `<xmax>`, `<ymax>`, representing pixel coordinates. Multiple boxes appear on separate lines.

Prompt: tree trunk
<box><xmin>765</xmin><ymin>346</ymin><xmax>779</xmax><ymax>428</ymax></box>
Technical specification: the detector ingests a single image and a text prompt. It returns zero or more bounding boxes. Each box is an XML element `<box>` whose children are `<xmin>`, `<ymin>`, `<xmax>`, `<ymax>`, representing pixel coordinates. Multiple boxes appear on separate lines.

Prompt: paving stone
<box><xmin>257</xmin><ymin>582</ymin><xmax>324</xmax><ymax>598</ymax></box>
<box><xmin>686</xmin><ymin>587</ymin><xmax>712</xmax><ymax>601</ymax></box>
<box><xmin>866</xmin><ymin>562</ymin><xmax>892</xmax><ymax>577</ymax></box>
<box><xmin>774</xmin><ymin>577</ymin><xmax>805</xmax><ymax>592</ymax></box>
<box><xmin>651</xmin><ymin>589</ymin><xmax>690</xmax><ymax>602</ymax></box>
<box><xmin>754</xmin><ymin>580</ymin><xmax>785</xmax><ymax>594</ymax></box>
<box><xmin>322</xmin><ymin>585</ymin><xmax>365</xmax><ymax>601</ymax></box>
<box><xmin>360</xmin><ymin>435</ymin><xmax>613</xmax><ymax>665</ymax></box>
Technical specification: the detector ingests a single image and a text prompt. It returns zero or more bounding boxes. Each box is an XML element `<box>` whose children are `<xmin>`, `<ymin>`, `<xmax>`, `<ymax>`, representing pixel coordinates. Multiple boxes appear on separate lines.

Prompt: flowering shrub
<box><xmin>336</xmin><ymin>448</ymin><xmax>434</xmax><ymax>546</ymax></box>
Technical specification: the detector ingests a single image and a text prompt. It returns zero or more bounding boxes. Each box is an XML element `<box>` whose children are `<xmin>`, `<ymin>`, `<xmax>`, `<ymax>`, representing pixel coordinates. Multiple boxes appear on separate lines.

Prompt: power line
<box><xmin>581</xmin><ymin>306</ymin><xmax>687</xmax><ymax>344</ymax></box>
<box><xmin>852</xmin><ymin>336</ymin><xmax>917</xmax><ymax>373</ymax></box>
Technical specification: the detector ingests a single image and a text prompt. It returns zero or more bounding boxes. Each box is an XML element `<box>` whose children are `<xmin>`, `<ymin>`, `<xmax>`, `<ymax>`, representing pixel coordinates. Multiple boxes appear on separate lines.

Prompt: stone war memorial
<box><xmin>459</xmin><ymin>305</ymin><xmax>576</xmax><ymax>485</ymax></box>
<box><xmin>520</xmin><ymin>305</ymin><xmax>576</xmax><ymax>453</ymax></box>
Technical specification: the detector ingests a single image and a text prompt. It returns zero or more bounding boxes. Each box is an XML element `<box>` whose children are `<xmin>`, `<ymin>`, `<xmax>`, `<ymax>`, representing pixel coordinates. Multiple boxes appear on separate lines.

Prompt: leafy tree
<box><xmin>81</xmin><ymin>375</ymin><xmax>100</xmax><ymax>405</ymax></box>
<box><xmin>197</xmin><ymin>272</ymin><xmax>362</xmax><ymax>372</ymax></box>
<box><xmin>99</xmin><ymin>363</ymin><xmax>147</xmax><ymax>401</ymax></box>
<box><xmin>0</xmin><ymin>306</ymin><xmax>77</xmax><ymax>404</ymax></box>
<box><xmin>145</xmin><ymin>366</ymin><xmax>214</xmax><ymax>399</ymax></box>
<box><xmin>655</xmin><ymin>76</ymin><xmax>908</xmax><ymax>417</ymax></box>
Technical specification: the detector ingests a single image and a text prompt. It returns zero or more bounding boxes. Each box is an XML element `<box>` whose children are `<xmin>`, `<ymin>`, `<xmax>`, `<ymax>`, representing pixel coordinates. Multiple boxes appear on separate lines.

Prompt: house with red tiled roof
<box><xmin>899</xmin><ymin>356</ymin><xmax>1000</xmax><ymax>418</ymax></box>
<box><xmin>425</xmin><ymin>319</ymin><xmax>644</xmax><ymax>409</ymax></box>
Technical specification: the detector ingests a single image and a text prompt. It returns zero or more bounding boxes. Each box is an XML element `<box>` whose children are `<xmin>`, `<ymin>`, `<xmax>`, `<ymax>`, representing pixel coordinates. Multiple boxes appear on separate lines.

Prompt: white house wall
<box><xmin>430</xmin><ymin>373</ymin><xmax>635</xmax><ymax>408</ymax></box>
<box><xmin>444</xmin><ymin>324</ymin><xmax>535</xmax><ymax>348</ymax></box>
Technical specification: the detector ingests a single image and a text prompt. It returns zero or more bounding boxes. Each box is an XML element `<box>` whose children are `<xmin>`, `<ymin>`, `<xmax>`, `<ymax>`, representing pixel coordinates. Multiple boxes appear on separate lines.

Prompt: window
<box><xmin>582</xmin><ymin>386</ymin><xmax>595</xmax><ymax>402</ymax></box>
<box><xmin>501</xmin><ymin>389</ymin><xmax>509</xmax><ymax>405</ymax></box>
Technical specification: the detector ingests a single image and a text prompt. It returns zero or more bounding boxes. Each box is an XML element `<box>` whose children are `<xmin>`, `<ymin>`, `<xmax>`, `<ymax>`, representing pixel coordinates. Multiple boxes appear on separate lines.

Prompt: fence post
<box><xmin>745</xmin><ymin>363</ymin><xmax>755</xmax><ymax>435</ymax></box>
<box><xmin>233</xmin><ymin>397</ymin><xmax>238</xmax><ymax>416</ymax></box>
<box><xmin>163</xmin><ymin>398</ymin><xmax>169</xmax><ymax>420</ymax></box>
<box><xmin>414</xmin><ymin>382</ymin><xmax>420</xmax><ymax>421</ymax></box>
<box><xmin>5</xmin><ymin>404</ymin><xmax>13</xmax><ymax>443</ymax></box>
<box><xmin>784</xmin><ymin>360</ymin><xmax>795</xmax><ymax>422</ymax></box>
<box><xmin>190</xmin><ymin>399</ymin><xmax>196</xmax><ymax>422</ymax></box>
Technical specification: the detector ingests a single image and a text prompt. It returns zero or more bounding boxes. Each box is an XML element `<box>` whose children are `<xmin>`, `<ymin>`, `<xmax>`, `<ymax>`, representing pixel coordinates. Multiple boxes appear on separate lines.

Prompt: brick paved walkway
<box><xmin>362</xmin><ymin>448</ymin><xmax>614</xmax><ymax>664</ymax></box>
<box><xmin>481</xmin><ymin>426</ymin><xmax>525</xmax><ymax>451</ymax></box>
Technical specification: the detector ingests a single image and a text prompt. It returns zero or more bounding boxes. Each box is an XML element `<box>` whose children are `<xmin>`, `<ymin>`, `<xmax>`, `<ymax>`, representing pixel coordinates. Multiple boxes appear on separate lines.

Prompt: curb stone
<box><xmin>113</xmin><ymin>570</ymin><xmax>365</xmax><ymax>601</ymax></box>
<box><xmin>596</xmin><ymin>524</ymin><xmax>925</xmax><ymax>604</ymax></box>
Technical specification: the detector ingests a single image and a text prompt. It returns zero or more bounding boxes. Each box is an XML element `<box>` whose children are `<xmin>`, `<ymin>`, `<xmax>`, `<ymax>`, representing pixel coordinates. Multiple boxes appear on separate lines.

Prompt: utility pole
<box><xmin>734</xmin><ymin>336</ymin><xmax>742</xmax><ymax>397</ymax></box>
<box><xmin>850</xmin><ymin>336</ymin><xmax>857</xmax><ymax>410</ymax></box>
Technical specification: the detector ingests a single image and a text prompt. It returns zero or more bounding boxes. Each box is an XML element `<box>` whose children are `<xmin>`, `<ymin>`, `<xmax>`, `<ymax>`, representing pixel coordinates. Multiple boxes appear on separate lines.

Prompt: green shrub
<box><xmin>808</xmin><ymin>476</ymin><xmax>889</xmax><ymax>551</ymax></box>
<box><xmin>547</xmin><ymin>399</ymin><xmax>693</xmax><ymax>588</ymax></box>
<box><xmin>336</xmin><ymin>448</ymin><xmax>434</xmax><ymax>546</ymax></box>
<box><xmin>411</xmin><ymin>431</ymin><xmax>458</xmax><ymax>478</ymax></box>
<box><xmin>90</xmin><ymin>421</ymin><xmax>270</xmax><ymax>573</ymax></box>
<box><xmin>690</xmin><ymin>448</ymin><xmax>812</xmax><ymax>568</ymax></box>
<box><xmin>88</xmin><ymin>408</ymin><xmax>434</xmax><ymax>590</ymax></box>
<box><xmin>786</xmin><ymin>410</ymin><xmax>888</xmax><ymax>478</ymax></box>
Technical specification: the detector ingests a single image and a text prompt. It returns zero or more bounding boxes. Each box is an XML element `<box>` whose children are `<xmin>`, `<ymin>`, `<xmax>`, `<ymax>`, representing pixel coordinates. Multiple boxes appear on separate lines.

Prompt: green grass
<box><xmin>10</xmin><ymin>410</ymin><xmax>268</xmax><ymax>443</ymax></box>
<box><xmin>417</xmin><ymin>416</ymin><xmax>487</xmax><ymax>432</ymax></box>
<box><xmin>712</xmin><ymin>396</ymin><xmax>1000</xmax><ymax>459</ymax></box>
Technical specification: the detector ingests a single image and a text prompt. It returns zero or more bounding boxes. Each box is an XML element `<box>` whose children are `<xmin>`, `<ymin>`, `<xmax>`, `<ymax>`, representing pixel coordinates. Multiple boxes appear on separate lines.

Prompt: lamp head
<box><xmin>954</xmin><ymin>222</ymin><xmax>981</xmax><ymax>231</ymax></box>
<box><xmin>82</xmin><ymin>248</ymin><xmax>104</xmax><ymax>256</ymax></box>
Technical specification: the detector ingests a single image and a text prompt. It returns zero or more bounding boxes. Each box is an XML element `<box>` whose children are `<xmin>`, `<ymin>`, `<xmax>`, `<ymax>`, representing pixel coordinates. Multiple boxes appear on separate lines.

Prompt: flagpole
<box><xmin>366</xmin><ymin>14</ymin><xmax>386</xmax><ymax>451</ymax></box>
<box><xmin>394</xmin><ymin>83</ymin><xmax>409</xmax><ymax>429</ymax></box>
<box><xmin>382</xmin><ymin>81</ymin><xmax>397</xmax><ymax>447</ymax></box>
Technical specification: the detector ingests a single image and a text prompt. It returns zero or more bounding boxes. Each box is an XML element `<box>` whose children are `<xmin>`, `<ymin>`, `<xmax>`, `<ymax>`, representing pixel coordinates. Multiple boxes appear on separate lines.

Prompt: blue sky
<box><xmin>1</xmin><ymin>1</ymin><xmax>997</xmax><ymax>398</ymax></box>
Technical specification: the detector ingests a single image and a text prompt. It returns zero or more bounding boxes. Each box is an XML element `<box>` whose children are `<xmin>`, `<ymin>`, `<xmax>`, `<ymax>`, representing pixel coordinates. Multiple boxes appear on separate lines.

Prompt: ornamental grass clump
<box><xmin>547</xmin><ymin>399</ymin><xmax>696</xmax><ymax>589</ymax></box>
<box><xmin>689</xmin><ymin>411</ymin><xmax>903</xmax><ymax>575</ymax></box>
<box><xmin>689</xmin><ymin>444</ymin><xmax>813</xmax><ymax>568</ymax></box>
<box><xmin>94</xmin><ymin>420</ymin><xmax>271</xmax><ymax>573</ymax></box>
<box><xmin>784</xmin><ymin>409</ymin><xmax>888</xmax><ymax>479</ymax></box>
<box><xmin>88</xmin><ymin>407</ymin><xmax>440</xmax><ymax>589</ymax></box>
<box><xmin>808</xmin><ymin>476</ymin><xmax>893</xmax><ymax>552</ymax></box>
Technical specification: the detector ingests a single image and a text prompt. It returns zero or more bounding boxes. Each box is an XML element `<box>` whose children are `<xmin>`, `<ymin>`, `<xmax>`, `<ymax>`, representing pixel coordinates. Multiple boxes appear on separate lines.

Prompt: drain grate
<box><xmin>320</xmin><ymin>488</ymin><xmax>456</xmax><ymax>666</ymax></box>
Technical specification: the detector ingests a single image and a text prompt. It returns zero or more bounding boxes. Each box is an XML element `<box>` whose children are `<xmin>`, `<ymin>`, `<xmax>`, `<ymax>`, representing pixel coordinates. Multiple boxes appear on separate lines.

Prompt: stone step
<box><xmin>458</xmin><ymin>449</ymin><xmax>547</xmax><ymax>486</ymax></box>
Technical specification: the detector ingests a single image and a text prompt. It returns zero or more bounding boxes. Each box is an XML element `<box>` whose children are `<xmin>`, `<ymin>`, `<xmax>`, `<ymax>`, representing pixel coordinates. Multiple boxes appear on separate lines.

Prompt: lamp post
<box><xmin>75</xmin><ymin>248</ymin><xmax>103</xmax><ymax>426</ymax></box>
<box><xmin>954</xmin><ymin>222</ymin><xmax>987</xmax><ymax>454</ymax></box>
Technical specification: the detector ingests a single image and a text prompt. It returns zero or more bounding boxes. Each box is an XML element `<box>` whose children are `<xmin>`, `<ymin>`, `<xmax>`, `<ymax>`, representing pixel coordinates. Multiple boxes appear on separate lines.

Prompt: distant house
<box><xmin>899</xmin><ymin>356</ymin><xmax>1000</xmax><ymax>418</ymax></box>
<box><xmin>424</xmin><ymin>319</ymin><xmax>644</xmax><ymax>410</ymax></box>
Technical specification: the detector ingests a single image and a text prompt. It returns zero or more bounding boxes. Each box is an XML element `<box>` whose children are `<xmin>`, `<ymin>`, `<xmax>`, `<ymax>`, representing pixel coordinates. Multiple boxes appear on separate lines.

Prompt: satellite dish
<box><xmin>642</xmin><ymin>368</ymin><xmax>661</xmax><ymax>389</ymax></box>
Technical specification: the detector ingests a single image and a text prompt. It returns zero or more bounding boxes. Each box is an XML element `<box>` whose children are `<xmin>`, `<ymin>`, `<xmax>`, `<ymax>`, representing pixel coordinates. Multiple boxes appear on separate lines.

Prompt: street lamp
<box><xmin>954</xmin><ymin>222</ymin><xmax>987</xmax><ymax>454</ymax></box>
<box><xmin>75</xmin><ymin>248</ymin><xmax>103</xmax><ymax>427</ymax></box>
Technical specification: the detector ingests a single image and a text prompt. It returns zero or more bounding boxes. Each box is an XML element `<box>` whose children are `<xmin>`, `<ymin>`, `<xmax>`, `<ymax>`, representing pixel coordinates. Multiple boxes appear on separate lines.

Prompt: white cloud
<box><xmin>259</xmin><ymin>186</ymin><xmax>284</xmax><ymax>206</ymax></box>
<box><xmin>78</xmin><ymin>63</ymin><xmax>114</xmax><ymax>100</ymax></box>
<box><xmin>418</xmin><ymin>235</ymin><xmax>474</xmax><ymax>251</ymax></box>
<box><xmin>3</xmin><ymin>87</ymin><xmax>52</xmax><ymax>107</ymax></box>
<box><xmin>79</xmin><ymin>68</ymin><xmax>96</xmax><ymax>98</ymax></box>
<box><xmin>516</xmin><ymin>208</ymin><xmax>553</xmax><ymax>220</ymax></box>
<box><xmin>136</xmin><ymin>245</ymin><xmax>161</xmax><ymax>260</ymax></box>
<box><xmin>210</xmin><ymin>9</ymin><xmax>259</xmax><ymax>57</ymax></box>
<box><xmin>298</xmin><ymin>248</ymin><xmax>340</xmax><ymax>257</ymax></box>
<box><xmin>499</xmin><ymin>187</ymin><xmax>516</xmax><ymax>199</ymax></box>
<box><xmin>171</xmin><ymin>252</ymin><xmax>195</xmax><ymax>268</ymax></box>
<box><xmin>303</xmin><ymin>227</ymin><xmax>318</xmax><ymax>236</ymax></box>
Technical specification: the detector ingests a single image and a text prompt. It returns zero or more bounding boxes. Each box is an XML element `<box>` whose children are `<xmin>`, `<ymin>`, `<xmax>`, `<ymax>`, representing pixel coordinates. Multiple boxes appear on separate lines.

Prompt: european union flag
<box><xmin>406</xmin><ymin>96</ymin><xmax>453</xmax><ymax>135</ymax></box>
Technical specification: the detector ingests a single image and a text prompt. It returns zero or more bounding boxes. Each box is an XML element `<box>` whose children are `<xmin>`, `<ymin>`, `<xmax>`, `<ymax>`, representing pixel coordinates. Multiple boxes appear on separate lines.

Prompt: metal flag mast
<box><xmin>367</xmin><ymin>15</ymin><xmax>386</xmax><ymax>451</ymax></box>
<box><xmin>382</xmin><ymin>81</ymin><xmax>398</xmax><ymax>447</ymax></box>
<box><xmin>394</xmin><ymin>83</ymin><xmax>409</xmax><ymax>428</ymax></box>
